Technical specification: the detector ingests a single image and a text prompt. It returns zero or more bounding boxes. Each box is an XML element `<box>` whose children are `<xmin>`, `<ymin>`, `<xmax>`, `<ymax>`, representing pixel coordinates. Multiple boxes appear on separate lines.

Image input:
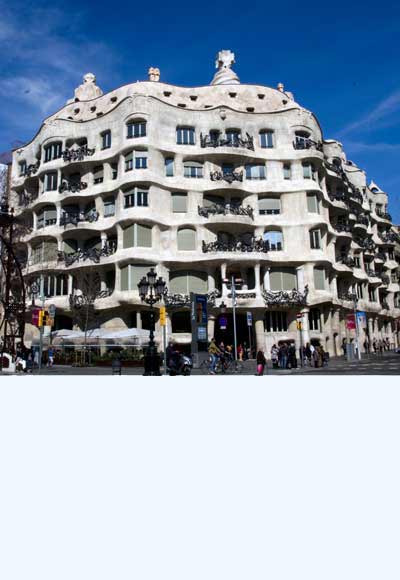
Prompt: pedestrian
<box><xmin>271</xmin><ymin>344</ymin><xmax>279</xmax><ymax>369</ymax></box>
<box><xmin>256</xmin><ymin>350</ymin><xmax>266</xmax><ymax>375</ymax></box>
<box><xmin>208</xmin><ymin>337</ymin><xmax>221</xmax><ymax>375</ymax></box>
<box><xmin>288</xmin><ymin>342</ymin><xmax>297</xmax><ymax>369</ymax></box>
<box><xmin>304</xmin><ymin>343</ymin><xmax>311</xmax><ymax>366</ymax></box>
<box><xmin>372</xmin><ymin>339</ymin><xmax>377</xmax><ymax>354</ymax></box>
<box><xmin>48</xmin><ymin>347</ymin><xmax>54</xmax><ymax>368</ymax></box>
<box><xmin>341</xmin><ymin>338</ymin><xmax>347</xmax><ymax>358</ymax></box>
<box><xmin>378</xmin><ymin>339</ymin><xmax>383</xmax><ymax>356</ymax></box>
<box><xmin>279</xmin><ymin>342</ymin><xmax>288</xmax><ymax>369</ymax></box>
<box><xmin>237</xmin><ymin>344</ymin><xmax>244</xmax><ymax>361</ymax></box>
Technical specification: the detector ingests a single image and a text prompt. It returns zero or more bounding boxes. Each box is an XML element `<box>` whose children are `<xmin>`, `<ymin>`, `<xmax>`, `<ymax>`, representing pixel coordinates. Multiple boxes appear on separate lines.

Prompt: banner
<box><xmin>346</xmin><ymin>314</ymin><xmax>356</xmax><ymax>330</ymax></box>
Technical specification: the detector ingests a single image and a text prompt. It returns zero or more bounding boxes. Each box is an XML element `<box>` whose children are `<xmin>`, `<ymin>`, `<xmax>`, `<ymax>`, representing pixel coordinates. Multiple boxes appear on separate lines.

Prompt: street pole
<box><xmin>163</xmin><ymin>322</ymin><xmax>167</xmax><ymax>376</ymax></box>
<box><xmin>38</xmin><ymin>274</ymin><xmax>45</xmax><ymax>373</ymax></box>
<box><xmin>248</xmin><ymin>324</ymin><xmax>252</xmax><ymax>358</ymax></box>
<box><xmin>231</xmin><ymin>275</ymin><xmax>238</xmax><ymax>362</ymax></box>
<box><xmin>354</xmin><ymin>298</ymin><xmax>362</xmax><ymax>361</ymax></box>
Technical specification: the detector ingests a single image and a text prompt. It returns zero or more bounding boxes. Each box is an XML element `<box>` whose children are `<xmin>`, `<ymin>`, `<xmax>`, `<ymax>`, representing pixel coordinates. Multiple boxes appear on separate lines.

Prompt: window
<box><xmin>120</xmin><ymin>264</ymin><xmax>155</xmax><ymax>291</ymax></box>
<box><xmin>183</xmin><ymin>161</ymin><xmax>203</xmax><ymax>178</ymax></box>
<box><xmin>172</xmin><ymin>192</ymin><xmax>187</xmax><ymax>213</ymax></box>
<box><xmin>169</xmin><ymin>270</ymin><xmax>207</xmax><ymax>294</ymax></box>
<box><xmin>165</xmin><ymin>158</ymin><xmax>174</xmax><ymax>177</ymax></box>
<box><xmin>303</xmin><ymin>161</ymin><xmax>317</xmax><ymax>180</ymax></box>
<box><xmin>259</xmin><ymin>197</ymin><xmax>280</xmax><ymax>215</ymax></box>
<box><xmin>309</xmin><ymin>229</ymin><xmax>321</xmax><ymax>249</ymax></box>
<box><xmin>222</xmin><ymin>164</ymin><xmax>234</xmax><ymax>176</ymax></box>
<box><xmin>269</xmin><ymin>268</ymin><xmax>297</xmax><ymax>291</ymax></box>
<box><xmin>127</xmin><ymin>120</ymin><xmax>146</xmax><ymax>138</ymax></box>
<box><xmin>263</xmin><ymin>230</ymin><xmax>283</xmax><ymax>251</ymax></box>
<box><xmin>307</xmin><ymin>192</ymin><xmax>319</xmax><ymax>213</ymax></box>
<box><xmin>125</xmin><ymin>151</ymin><xmax>148</xmax><ymax>171</ymax></box>
<box><xmin>37</xmin><ymin>207</ymin><xmax>57</xmax><ymax>229</ymax></box>
<box><xmin>171</xmin><ymin>312</ymin><xmax>191</xmax><ymax>333</ymax></box>
<box><xmin>124</xmin><ymin>187</ymin><xmax>149</xmax><ymax>208</ymax></box>
<box><xmin>259</xmin><ymin>130</ymin><xmax>274</xmax><ymax>148</ymax></box>
<box><xmin>225</xmin><ymin>129</ymin><xmax>241</xmax><ymax>145</ymax></box>
<box><xmin>177</xmin><ymin>228</ymin><xmax>196</xmax><ymax>251</ymax></box>
<box><xmin>111</xmin><ymin>163</ymin><xmax>118</xmax><ymax>180</ymax></box>
<box><xmin>356</xmin><ymin>283</ymin><xmax>364</xmax><ymax>299</ymax></box>
<box><xmin>44</xmin><ymin>172</ymin><xmax>58</xmax><ymax>192</ymax></box>
<box><xmin>135</xmin><ymin>151</ymin><xmax>148</xmax><ymax>169</ymax></box>
<box><xmin>122</xmin><ymin>223</ymin><xmax>152</xmax><ymax>248</ymax></box>
<box><xmin>313</xmin><ymin>267</ymin><xmax>325</xmax><ymax>290</ymax></box>
<box><xmin>308</xmin><ymin>308</ymin><xmax>321</xmax><ymax>331</ymax></box>
<box><xmin>283</xmin><ymin>163</ymin><xmax>291</xmax><ymax>179</ymax></box>
<box><xmin>19</xmin><ymin>161</ymin><xmax>27</xmax><ymax>176</ymax></box>
<box><xmin>101</xmin><ymin>130</ymin><xmax>111</xmax><ymax>149</ymax></box>
<box><xmin>354</xmin><ymin>256</ymin><xmax>361</xmax><ymax>268</ymax></box>
<box><xmin>176</xmin><ymin>126</ymin><xmax>195</xmax><ymax>145</ymax></box>
<box><xmin>264</xmin><ymin>311</ymin><xmax>288</xmax><ymax>332</ymax></box>
<box><xmin>32</xmin><ymin>241</ymin><xmax>58</xmax><ymax>264</ymax></box>
<box><xmin>245</xmin><ymin>164</ymin><xmax>266</xmax><ymax>180</ymax></box>
<box><xmin>44</xmin><ymin>142</ymin><xmax>62</xmax><ymax>163</ymax></box>
<box><xmin>93</xmin><ymin>165</ymin><xmax>104</xmax><ymax>184</ymax></box>
<box><xmin>38</xmin><ymin>274</ymin><xmax>68</xmax><ymax>297</ymax></box>
<box><xmin>104</xmin><ymin>197</ymin><xmax>115</xmax><ymax>217</ymax></box>
<box><xmin>294</xmin><ymin>131</ymin><xmax>312</xmax><ymax>149</ymax></box>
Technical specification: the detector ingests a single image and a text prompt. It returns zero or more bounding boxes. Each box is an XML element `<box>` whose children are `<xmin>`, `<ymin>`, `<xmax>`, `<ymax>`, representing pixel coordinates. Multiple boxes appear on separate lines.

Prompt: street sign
<box><xmin>246</xmin><ymin>311</ymin><xmax>252</xmax><ymax>327</ymax></box>
<box><xmin>346</xmin><ymin>314</ymin><xmax>356</xmax><ymax>330</ymax></box>
<box><xmin>356</xmin><ymin>311</ymin><xmax>367</xmax><ymax>326</ymax></box>
<box><xmin>219</xmin><ymin>316</ymin><xmax>227</xmax><ymax>330</ymax></box>
<box><xmin>197</xmin><ymin>326</ymin><xmax>207</xmax><ymax>341</ymax></box>
<box><xmin>48</xmin><ymin>304</ymin><xmax>56</xmax><ymax>318</ymax></box>
<box><xmin>159</xmin><ymin>306</ymin><xmax>166</xmax><ymax>326</ymax></box>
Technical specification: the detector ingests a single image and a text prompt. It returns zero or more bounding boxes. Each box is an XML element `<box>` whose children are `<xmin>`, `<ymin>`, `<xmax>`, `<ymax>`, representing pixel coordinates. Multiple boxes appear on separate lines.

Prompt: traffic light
<box><xmin>159</xmin><ymin>306</ymin><xmax>166</xmax><ymax>326</ymax></box>
<box><xmin>38</xmin><ymin>310</ymin><xmax>44</xmax><ymax>327</ymax></box>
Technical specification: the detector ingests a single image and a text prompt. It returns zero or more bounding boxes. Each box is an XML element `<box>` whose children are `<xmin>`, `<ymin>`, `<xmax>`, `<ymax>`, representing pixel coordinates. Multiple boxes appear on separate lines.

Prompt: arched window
<box><xmin>263</xmin><ymin>230</ymin><xmax>283</xmax><ymax>251</ymax></box>
<box><xmin>120</xmin><ymin>264</ymin><xmax>155</xmax><ymax>291</ymax></box>
<box><xmin>32</xmin><ymin>240</ymin><xmax>58</xmax><ymax>264</ymax></box>
<box><xmin>169</xmin><ymin>270</ymin><xmax>207</xmax><ymax>294</ymax></box>
<box><xmin>177</xmin><ymin>228</ymin><xmax>196</xmax><ymax>251</ymax></box>
<box><xmin>127</xmin><ymin>119</ymin><xmax>146</xmax><ymax>138</ymax></box>
<box><xmin>123</xmin><ymin>223</ymin><xmax>152</xmax><ymax>248</ymax></box>
<box><xmin>259</xmin><ymin>130</ymin><xmax>274</xmax><ymax>148</ymax></box>
<box><xmin>44</xmin><ymin>141</ymin><xmax>62</xmax><ymax>163</ymax></box>
<box><xmin>183</xmin><ymin>160</ymin><xmax>203</xmax><ymax>178</ymax></box>
<box><xmin>245</xmin><ymin>164</ymin><xmax>266</xmax><ymax>180</ymax></box>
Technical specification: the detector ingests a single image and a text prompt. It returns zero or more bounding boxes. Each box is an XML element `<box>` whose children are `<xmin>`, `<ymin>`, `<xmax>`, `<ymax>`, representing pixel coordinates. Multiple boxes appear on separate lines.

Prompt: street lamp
<box><xmin>349</xmin><ymin>292</ymin><xmax>362</xmax><ymax>360</ymax></box>
<box><xmin>138</xmin><ymin>267</ymin><xmax>166</xmax><ymax>375</ymax></box>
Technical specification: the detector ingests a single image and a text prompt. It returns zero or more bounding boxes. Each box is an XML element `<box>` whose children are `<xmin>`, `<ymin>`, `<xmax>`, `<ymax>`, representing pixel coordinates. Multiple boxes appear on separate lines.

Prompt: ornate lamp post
<box><xmin>138</xmin><ymin>267</ymin><xmax>166</xmax><ymax>376</ymax></box>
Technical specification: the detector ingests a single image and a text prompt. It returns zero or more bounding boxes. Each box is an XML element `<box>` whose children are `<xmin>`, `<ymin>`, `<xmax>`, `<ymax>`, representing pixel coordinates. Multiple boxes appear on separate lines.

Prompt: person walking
<box><xmin>280</xmin><ymin>342</ymin><xmax>288</xmax><ymax>369</ymax></box>
<box><xmin>208</xmin><ymin>338</ymin><xmax>221</xmax><ymax>374</ymax></box>
<box><xmin>305</xmin><ymin>343</ymin><xmax>312</xmax><ymax>366</ymax></box>
<box><xmin>237</xmin><ymin>344</ymin><xmax>244</xmax><ymax>361</ymax></box>
<box><xmin>288</xmin><ymin>343</ymin><xmax>297</xmax><ymax>369</ymax></box>
<box><xmin>256</xmin><ymin>350</ymin><xmax>266</xmax><ymax>375</ymax></box>
<box><xmin>271</xmin><ymin>344</ymin><xmax>279</xmax><ymax>369</ymax></box>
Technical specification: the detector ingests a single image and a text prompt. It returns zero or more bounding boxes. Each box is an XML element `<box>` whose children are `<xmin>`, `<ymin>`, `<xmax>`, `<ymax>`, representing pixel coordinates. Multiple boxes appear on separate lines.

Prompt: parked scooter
<box><xmin>167</xmin><ymin>353</ymin><xmax>193</xmax><ymax>376</ymax></box>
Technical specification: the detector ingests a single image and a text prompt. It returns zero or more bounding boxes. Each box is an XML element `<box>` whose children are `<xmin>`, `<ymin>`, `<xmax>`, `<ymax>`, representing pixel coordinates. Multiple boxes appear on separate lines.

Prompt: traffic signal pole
<box><xmin>38</xmin><ymin>275</ymin><xmax>45</xmax><ymax>373</ymax></box>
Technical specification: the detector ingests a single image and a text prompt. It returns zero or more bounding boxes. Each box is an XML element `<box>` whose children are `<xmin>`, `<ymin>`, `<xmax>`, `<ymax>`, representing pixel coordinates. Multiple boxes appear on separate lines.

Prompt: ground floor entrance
<box><xmin>214</xmin><ymin>313</ymin><xmax>255</xmax><ymax>356</ymax></box>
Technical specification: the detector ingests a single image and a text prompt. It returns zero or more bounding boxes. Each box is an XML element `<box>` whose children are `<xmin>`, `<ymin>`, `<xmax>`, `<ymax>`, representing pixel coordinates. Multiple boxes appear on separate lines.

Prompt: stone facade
<box><xmin>9</xmin><ymin>52</ymin><xmax>400</xmax><ymax>354</ymax></box>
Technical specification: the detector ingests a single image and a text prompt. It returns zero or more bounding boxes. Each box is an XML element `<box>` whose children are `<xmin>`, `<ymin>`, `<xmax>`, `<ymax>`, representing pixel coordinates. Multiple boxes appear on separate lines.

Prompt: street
<box><xmin>3</xmin><ymin>352</ymin><xmax>400</xmax><ymax>376</ymax></box>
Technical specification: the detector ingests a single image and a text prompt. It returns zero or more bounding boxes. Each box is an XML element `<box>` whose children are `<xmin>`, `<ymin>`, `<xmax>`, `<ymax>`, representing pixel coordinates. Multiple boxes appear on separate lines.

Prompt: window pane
<box><xmin>177</xmin><ymin>228</ymin><xmax>196</xmax><ymax>250</ymax></box>
<box><xmin>136</xmin><ymin>224</ymin><xmax>152</xmax><ymax>247</ymax></box>
<box><xmin>269</xmin><ymin>271</ymin><xmax>282</xmax><ymax>291</ymax></box>
<box><xmin>130</xmin><ymin>265</ymin><xmax>154</xmax><ymax>289</ymax></box>
<box><xmin>314</xmin><ymin>267</ymin><xmax>325</xmax><ymax>290</ymax></box>
<box><xmin>123</xmin><ymin>224</ymin><xmax>135</xmax><ymax>248</ymax></box>
<box><xmin>259</xmin><ymin>197</ymin><xmax>280</xmax><ymax>211</ymax></box>
<box><xmin>172</xmin><ymin>193</ymin><xmax>187</xmax><ymax>213</ymax></box>
<box><xmin>169</xmin><ymin>272</ymin><xmax>189</xmax><ymax>294</ymax></box>
<box><xmin>282</xmin><ymin>270</ymin><xmax>297</xmax><ymax>291</ymax></box>
<box><xmin>165</xmin><ymin>158</ymin><xmax>174</xmax><ymax>176</ymax></box>
<box><xmin>121</xmin><ymin>265</ymin><xmax>129</xmax><ymax>291</ymax></box>
<box><xmin>188</xmin><ymin>271</ymin><xmax>207</xmax><ymax>293</ymax></box>
<box><xmin>307</xmin><ymin>193</ymin><xmax>319</xmax><ymax>213</ymax></box>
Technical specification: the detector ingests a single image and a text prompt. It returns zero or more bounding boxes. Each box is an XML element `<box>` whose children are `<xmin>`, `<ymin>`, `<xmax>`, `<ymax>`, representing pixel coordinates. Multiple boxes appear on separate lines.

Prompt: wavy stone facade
<box><xmin>9</xmin><ymin>52</ymin><xmax>400</xmax><ymax>355</ymax></box>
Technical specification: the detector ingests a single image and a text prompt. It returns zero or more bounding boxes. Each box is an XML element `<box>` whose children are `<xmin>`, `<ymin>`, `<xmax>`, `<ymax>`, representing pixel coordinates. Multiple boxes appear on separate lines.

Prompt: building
<box><xmin>8</xmin><ymin>50</ymin><xmax>400</xmax><ymax>355</ymax></box>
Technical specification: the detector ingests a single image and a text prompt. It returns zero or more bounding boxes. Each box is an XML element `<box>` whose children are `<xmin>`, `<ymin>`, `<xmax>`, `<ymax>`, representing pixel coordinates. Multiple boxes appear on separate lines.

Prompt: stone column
<box><xmin>100</xmin><ymin>271</ymin><xmax>107</xmax><ymax>292</ymax></box>
<box><xmin>240</xmin><ymin>267</ymin><xmax>248</xmax><ymax>290</ymax></box>
<box><xmin>263</xmin><ymin>267</ymin><xmax>271</xmax><ymax>291</ymax></box>
<box><xmin>254</xmin><ymin>263</ymin><xmax>261</xmax><ymax>297</ymax></box>
<box><xmin>254</xmin><ymin>314</ymin><xmax>265</xmax><ymax>351</ymax></box>
<box><xmin>101</xmin><ymin>231</ymin><xmax>108</xmax><ymax>249</ymax></box>
<box><xmin>208</xmin><ymin>314</ymin><xmax>216</xmax><ymax>340</ymax></box>
<box><xmin>368</xmin><ymin>316</ymin><xmax>374</xmax><ymax>343</ymax></box>
<box><xmin>207</xmin><ymin>270</ymin><xmax>215</xmax><ymax>292</ymax></box>
<box><xmin>33</xmin><ymin>212</ymin><xmax>38</xmax><ymax>231</ymax></box>
<box><xmin>55</xmin><ymin>203</ymin><xmax>62</xmax><ymax>225</ymax></box>
<box><xmin>296</xmin><ymin>266</ymin><xmax>305</xmax><ymax>291</ymax></box>
<box><xmin>301</xmin><ymin>306</ymin><xmax>310</xmax><ymax>345</ymax></box>
<box><xmin>136</xmin><ymin>311</ymin><xmax>142</xmax><ymax>329</ymax></box>
<box><xmin>221</xmin><ymin>263</ymin><xmax>228</xmax><ymax>297</ymax></box>
<box><xmin>67</xmin><ymin>275</ymin><xmax>73</xmax><ymax>295</ymax></box>
<box><xmin>115</xmin><ymin>264</ymin><xmax>121</xmax><ymax>291</ymax></box>
<box><xmin>116</xmin><ymin>224</ymin><xmax>124</xmax><ymax>251</ymax></box>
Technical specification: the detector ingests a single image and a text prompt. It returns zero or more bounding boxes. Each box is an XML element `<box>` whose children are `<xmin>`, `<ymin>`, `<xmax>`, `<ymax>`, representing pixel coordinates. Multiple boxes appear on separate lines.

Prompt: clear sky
<box><xmin>1</xmin><ymin>0</ymin><xmax>399</xmax><ymax>222</ymax></box>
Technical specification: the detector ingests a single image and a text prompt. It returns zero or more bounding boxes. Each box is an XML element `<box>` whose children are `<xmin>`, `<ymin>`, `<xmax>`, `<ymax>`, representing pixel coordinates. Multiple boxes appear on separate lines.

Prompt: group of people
<box><xmin>270</xmin><ymin>341</ymin><xmax>327</xmax><ymax>370</ymax></box>
<box><xmin>207</xmin><ymin>339</ymin><xmax>235</xmax><ymax>374</ymax></box>
<box><xmin>369</xmin><ymin>338</ymin><xmax>392</xmax><ymax>354</ymax></box>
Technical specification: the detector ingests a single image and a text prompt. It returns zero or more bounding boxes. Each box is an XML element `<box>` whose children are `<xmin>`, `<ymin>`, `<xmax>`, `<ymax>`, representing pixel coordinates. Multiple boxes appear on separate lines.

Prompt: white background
<box><xmin>1</xmin><ymin>375</ymin><xmax>399</xmax><ymax>579</ymax></box>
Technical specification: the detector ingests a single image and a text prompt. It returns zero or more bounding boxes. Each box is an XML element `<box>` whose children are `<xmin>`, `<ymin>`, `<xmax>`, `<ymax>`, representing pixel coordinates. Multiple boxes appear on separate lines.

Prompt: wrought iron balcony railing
<box><xmin>262</xmin><ymin>286</ymin><xmax>309</xmax><ymax>307</ymax></box>
<box><xmin>210</xmin><ymin>170</ymin><xmax>243</xmax><ymax>183</ymax></box>
<box><xmin>378</xmin><ymin>231</ymin><xmax>399</xmax><ymax>244</ymax></box>
<box><xmin>19</xmin><ymin>191</ymin><xmax>39</xmax><ymax>207</ymax></box>
<box><xmin>21</xmin><ymin>162</ymin><xmax>40</xmax><ymax>177</ymax></box>
<box><xmin>349</xmin><ymin>190</ymin><xmax>364</xmax><ymax>204</ymax></box>
<box><xmin>328</xmin><ymin>192</ymin><xmax>348</xmax><ymax>203</ymax></box>
<box><xmin>198</xmin><ymin>203</ymin><xmax>254</xmax><ymax>219</ymax></box>
<box><xmin>293</xmin><ymin>137</ymin><xmax>323</xmax><ymax>151</ymax></box>
<box><xmin>380</xmin><ymin>274</ymin><xmax>390</xmax><ymax>285</ymax></box>
<box><xmin>202</xmin><ymin>237</ymin><xmax>272</xmax><ymax>253</ymax></box>
<box><xmin>62</xmin><ymin>145</ymin><xmax>95</xmax><ymax>163</ymax></box>
<box><xmin>354</xmin><ymin>237</ymin><xmax>376</xmax><ymax>251</ymax></box>
<box><xmin>375</xmin><ymin>252</ymin><xmax>387</xmax><ymax>261</ymax></box>
<box><xmin>58</xmin><ymin>180</ymin><xmax>88</xmax><ymax>193</ymax></box>
<box><xmin>60</xmin><ymin>209</ymin><xmax>99</xmax><ymax>227</ymax></box>
<box><xmin>366</xmin><ymin>268</ymin><xmax>377</xmax><ymax>277</ymax></box>
<box><xmin>325</xmin><ymin>161</ymin><xmax>345</xmax><ymax>177</ymax></box>
<box><xmin>376</xmin><ymin>209</ymin><xmax>392</xmax><ymax>221</ymax></box>
<box><xmin>337</xmin><ymin>256</ymin><xmax>356</xmax><ymax>268</ymax></box>
<box><xmin>334</xmin><ymin>223</ymin><xmax>352</xmax><ymax>233</ymax></box>
<box><xmin>354</xmin><ymin>213</ymin><xmax>369</xmax><ymax>226</ymax></box>
<box><xmin>57</xmin><ymin>241</ymin><xmax>117</xmax><ymax>266</ymax></box>
<box><xmin>338</xmin><ymin>291</ymin><xmax>356</xmax><ymax>302</ymax></box>
<box><xmin>164</xmin><ymin>289</ymin><xmax>221</xmax><ymax>309</ymax></box>
<box><xmin>200</xmin><ymin>133</ymin><xmax>254</xmax><ymax>151</ymax></box>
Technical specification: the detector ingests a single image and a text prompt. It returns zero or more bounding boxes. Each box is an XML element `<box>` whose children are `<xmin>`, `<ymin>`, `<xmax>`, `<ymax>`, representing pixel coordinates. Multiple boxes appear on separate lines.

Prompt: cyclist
<box><xmin>208</xmin><ymin>337</ymin><xmax>221</xmax><ymax>375</ymax></box>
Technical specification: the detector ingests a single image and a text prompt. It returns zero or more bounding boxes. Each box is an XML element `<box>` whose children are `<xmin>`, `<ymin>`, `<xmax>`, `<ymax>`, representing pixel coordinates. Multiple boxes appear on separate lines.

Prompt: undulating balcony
<box><xmin>21</xmin><ymin>162</ymin><xmax>40</xmax><ymax>178</ymax></box>
<box><xmin>200</xmin><ymin>132</ymin><xmax>254</xmax><ymax>151</ymax></box>
<box><xmin>376</xmin><ymin>209</ymin><xmax>392</xmax><ymax>222</ymax></box>
<box><xmin>210</xmin><ymin>170</ymin><xmax>243</xmax><ymax>183</ymax></box>
<box><xmin>57</xmin><ymin>241</ymin><xmax>117</xmax><ymax>266</ymax></box>
<box><xmin>378</xmin><ymin>231</ymin><xmax>398</xmax><ymax>244</ymax></box>
<box><xmin>293</xmin><ymin>136</ymin><xmax>323</xmax><ymax>151</ymax></box>
<box><xmin>337</xmin><ymin>256</ymin><xmax>356</xmax><ymax>268</ymax></box>
<box><xmin>334</xmin><ymin>222</ymin><xmax>352</xmax><ymax>234</ymax></box>
<box><xmin>338</xmin><ymin>291</ymin><xmax>355</xmax><ymax>302</ymax></box>
<box><xmin>375</xmin><ymin>252</ymin><xmax>387</xmax><ymax>262</ymax></box>
<box><xmin>62</xmin><ymin>145</ymin><xmax>95</xmax><ymax>163</ymax></box>
<box><xmin>60</xmin><ymin>209</ymin><xmax>99</xmax><ymax>227</ymax></box>
<box><xmin>198</xmin><ymin>203</ymin><xmax>254</xmax><ymax>220</ymax></box>
<box><xmin>58</xmin><ymin>179</ymin><xmax>88</xmax><ymax>194</ymax></box>
<box><xmin>354</xmin><ymin>237</ymin><xmax>376</xmax><ymax>252</ymax></box>
<box><xmin>164</xmin><ymin>290</ymin><xmax>221</xmax><ymax>309</ymax></box>
<box><xmin>202</xmin><ymin>237</ymin><xmax>272</xmax><ymax>253</ymax></box>
<box><xmin>262</xmin><ymin>286</ymin><xmax>309</xmax><ymax>307</ymax></box>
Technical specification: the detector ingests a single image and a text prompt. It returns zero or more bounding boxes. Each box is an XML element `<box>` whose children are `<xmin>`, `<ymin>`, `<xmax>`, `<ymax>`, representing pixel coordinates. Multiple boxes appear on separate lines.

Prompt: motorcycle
<box><xmin>167</xmin><ymin>353</ymin><xmax>193</xmax><ymax>376</ymax></box>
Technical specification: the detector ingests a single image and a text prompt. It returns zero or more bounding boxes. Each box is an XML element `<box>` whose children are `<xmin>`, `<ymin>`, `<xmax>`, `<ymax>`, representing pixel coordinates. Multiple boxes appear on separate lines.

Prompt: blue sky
<box><xmin>1</xmin><ymin>0</ymin><xmax>399</xmax><ymax>221</ymax></box>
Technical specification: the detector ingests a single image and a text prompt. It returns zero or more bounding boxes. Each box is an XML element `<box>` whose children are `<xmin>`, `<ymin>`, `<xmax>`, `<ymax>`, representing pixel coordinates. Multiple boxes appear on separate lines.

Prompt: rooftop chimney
<box><xmin>148</xmin><ymin>67</ymin><xmax>160</xmax><ymax>82</ymax></box>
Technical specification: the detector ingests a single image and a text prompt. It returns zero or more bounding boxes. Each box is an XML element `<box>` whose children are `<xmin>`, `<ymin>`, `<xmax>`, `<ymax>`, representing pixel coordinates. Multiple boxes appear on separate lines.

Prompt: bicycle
<box><xmin>199</xmin><ymin>355</ymin><xmax>243</xmax><ymax>375</ymax></box>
